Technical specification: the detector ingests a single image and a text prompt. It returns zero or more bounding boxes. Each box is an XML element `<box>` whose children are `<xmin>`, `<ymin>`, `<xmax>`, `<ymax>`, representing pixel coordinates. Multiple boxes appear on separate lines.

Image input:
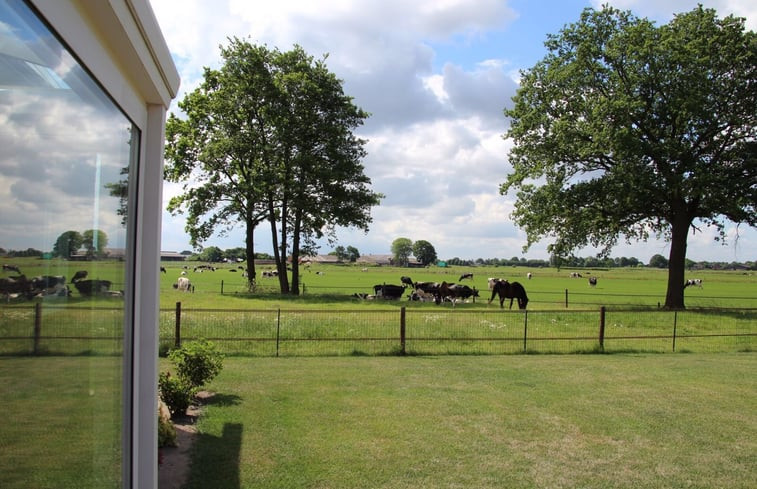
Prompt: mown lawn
<box><xmin>176</xmin><ymin>353</ymin><xmax>757</xmax><ymax>489</ymax></box>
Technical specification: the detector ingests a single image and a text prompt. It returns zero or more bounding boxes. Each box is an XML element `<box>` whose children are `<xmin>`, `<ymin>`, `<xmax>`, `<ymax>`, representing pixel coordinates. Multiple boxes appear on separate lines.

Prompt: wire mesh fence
<box><xmin>2</xmin><ymin>303</ymin><xmax>754</xmax><ymax>357</ymax></box>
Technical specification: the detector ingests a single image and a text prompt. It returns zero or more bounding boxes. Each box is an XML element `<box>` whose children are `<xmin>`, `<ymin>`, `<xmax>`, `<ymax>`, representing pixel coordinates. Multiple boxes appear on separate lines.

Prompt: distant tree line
<box><xmin>444</xmin><ymin>254</ymin><xmax>756</xmax><ymax>271</ymax></box>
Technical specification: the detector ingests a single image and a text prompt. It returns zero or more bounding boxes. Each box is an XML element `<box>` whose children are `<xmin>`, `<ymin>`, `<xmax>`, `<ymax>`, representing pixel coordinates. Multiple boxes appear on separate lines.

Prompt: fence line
<box><xmin>2</xmin><ymin>303</ymin><xmax>754</xmax><ymax>356</ymax></box>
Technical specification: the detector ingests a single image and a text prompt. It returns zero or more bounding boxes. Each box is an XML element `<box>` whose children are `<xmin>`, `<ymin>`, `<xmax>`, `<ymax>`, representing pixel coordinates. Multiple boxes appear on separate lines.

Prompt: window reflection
<box><xmin>0</xmin><ymin>1</ymin><xmax>136</xmax><ymax>487</ymax></box>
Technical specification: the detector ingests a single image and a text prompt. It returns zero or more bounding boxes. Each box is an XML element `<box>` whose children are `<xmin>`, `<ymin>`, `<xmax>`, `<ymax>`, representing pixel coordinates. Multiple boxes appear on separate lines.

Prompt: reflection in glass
<box><xmin>0</xmin><ymin>1</ymin><xmax>136</xmax><ymax>487</ymax></box>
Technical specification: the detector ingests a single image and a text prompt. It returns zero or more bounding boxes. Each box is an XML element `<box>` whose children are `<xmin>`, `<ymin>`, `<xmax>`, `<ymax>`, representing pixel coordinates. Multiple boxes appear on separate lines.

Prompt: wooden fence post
<box><xmin>221</xmin><ymin>280</ymin><xmax>224</xmax><ymax>295</ymax></box>
<box><xmin>599</xmin><ymin>306</ymin><xmax>606</xmax><ymax>351</ymax></box>
<box><xmin>565</xmin><ymin>289</ymin><xmax>569</xmax><ymax>308</ymax></box>
<box><xmin>175</xmin><ymin>301</ymin><xmax>182</xmax><ymax>349</ymax></box>
<box><xmin>523</xmin><ymin>310</ymin><xmax>528</xmax><ymax>352</ymax></box>
<box><xmin>276</xmin><ymin>308</ymin><xmax>281</xmax><ymax>357</ymax></box>
<box><xmin>33</xmin><ymin>303</ymin><xmax>42</xmax><ymax>355</ymax></box>
<box><xmin>672</xmin><ymin>310</ymin><xmax>678</xmax><ymax>352</ymax></box>
<box><xmin>400</xmin><ymin>307</ymin><xmax>406</xmax><ymax>355</ymax></box>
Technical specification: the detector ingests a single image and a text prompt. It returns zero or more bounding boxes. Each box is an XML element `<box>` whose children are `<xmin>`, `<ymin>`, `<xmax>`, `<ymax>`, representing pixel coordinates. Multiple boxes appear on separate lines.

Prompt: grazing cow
<box><xmin>570</xmin><ymin>272</ymin><xmax>583</xmax><ymax>278</ymax></box>
<box><xmin>373</xmin><ymin>284</ymin><xmax>405</xmax><ymax>300</ymax></box>
<box><xmin>400</xmin><ymin>276</ymin><xmax>414</xmax><ymax>287</ymax></box>
<box><xmin>684</xmin><ymin>279</ymin><xmax>703</xmax><ymax>288</ymax></box>
<box><xmin>459</xmin><ymin>273</ymin><xmax>473</xmax><ymax>281</ymax></box>
<box><xmin>160</xmin><ymin>267</ymin><xmax>167</xmax><ymax>274</ymax></box>
<box><xmin>414</xmin><ymin>281</ymin><xmax>440</xmax><ymax>295</ymax></box>
<box><xmin>2</xmin><ymin>264</ymin><xmax>21</xmax><ymax>274</ymax></box>
<box><xmin>589</xmin><ymin>277</ymin><xmax>597</xmax><ymax>287</ymax></box>
<box><xmin>73</xmin><ymin>279</ymin><xmax>112</xmax><ymax>296</ymax></box>
<box><xmin>488</xmin><ymin>280</ymin><xmax>529</xmax><ymax>309</ymax></box>
<box><xmin>527</xmin><ymin>272</ymin><xmax>532</xmax><ymax>280</ymax></box>
<box><xmin>438</xmin><ymin>282</ymin><xmax>479</xmax><ymax>306</ymax></box>
<box><xmin>70</xmin><ymin>270</ymin><xmax>88</xmax><ymax>283</ymax></box>
<box><xmin>262</xmin><ymin>270</ymin><xmax>278</xmax><ymax>278</ymax></box>
<box><xmin>173</xmin><ymin>276</ymin><xmax>193</xmax><ymax>292</ymax></box>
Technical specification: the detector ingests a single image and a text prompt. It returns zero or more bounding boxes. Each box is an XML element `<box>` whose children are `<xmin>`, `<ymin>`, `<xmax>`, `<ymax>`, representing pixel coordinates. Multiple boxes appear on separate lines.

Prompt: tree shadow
<box><xmin>185</xmin><ymin>423</ymin><xmax>242</xmax><ymax>489</ymax></box>
<box><xmin>203</xmin><ymin>393</ymin><xmax>242</xmax><ymax>407</ymax></box>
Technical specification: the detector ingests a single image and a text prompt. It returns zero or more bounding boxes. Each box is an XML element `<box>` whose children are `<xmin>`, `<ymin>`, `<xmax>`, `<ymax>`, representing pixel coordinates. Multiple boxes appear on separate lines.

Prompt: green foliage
<box><xmin>391</xmin><ymin>237</ymin><xmax>413</xmax><ymax>266</ymax></box>
<box><xmin>196</xmin><ymin>246</ymin><xmax>223</xmax><ymax>263</ymax></box>
<box><xmin>164</xmin><ymin>38</ymin><xmax>382</xmax><ymax>295</ymax></box>
<box><xmin>168</xmin><ymin>339</ymin><xmax>225</xmax><ymax>389</ymax></box>
<box><xmin>53</xmin><ymin>231</ymin><xmax>83</xmax><ymax>258</ymax></box>
<box><xmin>158</xmin><ymin>372</ymin><xmax>194</xmax><ymax>418</ymax></box>
<box><xmin>81</xmin><ymin>229</ymin><xmax>108</xmax><ymax>258</ymax></box>
<box><xmin>412</xmin><ymin>240</ymin><xmax>437</xmax><ymax>265</ymax></box>
<box><xmin>501</xmin><ymin>5</ymin><xmax>757</xmax><ymax>309</ymax></box>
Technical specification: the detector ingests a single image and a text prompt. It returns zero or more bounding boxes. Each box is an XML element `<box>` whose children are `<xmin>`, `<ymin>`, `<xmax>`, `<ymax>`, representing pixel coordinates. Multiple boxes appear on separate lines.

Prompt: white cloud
<box><xmin>151</xmin><ymin>0</ymin><xmax>756</xmax><ymax>263</ymax></box>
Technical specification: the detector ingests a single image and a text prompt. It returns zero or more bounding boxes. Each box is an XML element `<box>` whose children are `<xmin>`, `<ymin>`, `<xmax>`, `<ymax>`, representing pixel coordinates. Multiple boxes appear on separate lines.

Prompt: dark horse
<box><xmin>488</xmin><ymin>280</ymin><xmax>529</xmax><ymax>309</ymax></box>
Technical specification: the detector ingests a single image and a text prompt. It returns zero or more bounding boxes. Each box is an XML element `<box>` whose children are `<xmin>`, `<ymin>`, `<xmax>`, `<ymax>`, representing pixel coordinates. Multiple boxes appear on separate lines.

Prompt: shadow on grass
<box><xmin>185</xmin><ymin>423</ymin><xmax>243</xmax><ymax>489</ymax></box>
<box><xmin>203</xmin><ymin>393</ymin><xmax>242</xmax><ymax>407</ymax></box>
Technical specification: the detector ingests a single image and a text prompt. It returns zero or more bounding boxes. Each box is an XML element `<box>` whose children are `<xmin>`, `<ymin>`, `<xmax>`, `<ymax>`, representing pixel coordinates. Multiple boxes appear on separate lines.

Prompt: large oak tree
<box><xmin>501</xmin><ymin>6</ymin><xmax>756</xmax><ymax>308</ymax></box>
<box><xmin>165</xmin><ymin>39</ymin><xmax>381</xmax><ymax>293</ymax></box>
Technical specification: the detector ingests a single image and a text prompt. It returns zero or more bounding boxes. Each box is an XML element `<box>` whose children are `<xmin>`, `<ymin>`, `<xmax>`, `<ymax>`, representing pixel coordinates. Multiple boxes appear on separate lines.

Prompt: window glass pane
<box><xmin>0</xmin><ymin>1</ymin><xmax>135</xmax><ymax>487</ymax></box>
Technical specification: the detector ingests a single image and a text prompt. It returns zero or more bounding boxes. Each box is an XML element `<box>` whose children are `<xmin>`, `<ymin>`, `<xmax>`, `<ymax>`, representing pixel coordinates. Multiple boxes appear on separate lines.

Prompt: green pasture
<box><xmin>2</xmin><ymin>257</ymin><xmax>755</xmax><ymax>356</ymax></box>
<box><xmin>172</xmin><ymin>354</ymin><xmax>756</xmax><ymax>489</ymax></box>
<box><xmin>1</xmin><ymin>256</ymin><xmax>755</xmax><ymax>310</ymax></box>
<box><xmin>0</xmin><ymin>356</ymin><xmax>123</xmax><ymax>489</ymax></box>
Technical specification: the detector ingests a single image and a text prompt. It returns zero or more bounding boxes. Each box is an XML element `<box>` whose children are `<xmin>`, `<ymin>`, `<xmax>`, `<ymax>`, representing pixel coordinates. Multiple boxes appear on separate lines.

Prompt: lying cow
<box><xmin>73</xmin><ymin>279</ymin><xmax>112</xmax><ymax>296</ymax></box>
<box><xmin>684</xmin><ymin>279</ymin><xmax>703</xmax><ymax>288</ymax></box>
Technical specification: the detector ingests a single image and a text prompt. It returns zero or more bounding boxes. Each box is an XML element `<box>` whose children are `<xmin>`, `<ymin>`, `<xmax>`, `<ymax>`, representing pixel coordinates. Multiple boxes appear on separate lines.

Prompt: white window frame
<box><xmin>26</xmin><ymin>1</ymin><xmax>179</xmax><ymax>487</ymax></box>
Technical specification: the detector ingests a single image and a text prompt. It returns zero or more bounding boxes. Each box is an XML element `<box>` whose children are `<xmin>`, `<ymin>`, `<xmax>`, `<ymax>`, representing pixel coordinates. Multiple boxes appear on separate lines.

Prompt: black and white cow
<box><xmin>73</xmin><ymin>279</ymin><xmax>112</xmax><ymax>296</ymax></box>
<box><xmin>459</xmin><ymin>273</ymin><xmax>473</xmax><ymax>281</ymax></box>
<box><xmin>684</xmin><ymin>279</ymin><xmax>703</xmax><ymax>288</ymax></box>
<box><xmin>400</xmin><ymin>276</ymin><xmax>414</xmax><ymax>287</ymax></box>
<box><xmin>373</xmin><ymin>284</ymin><xmax>405</xmax><ymax>300</ymax></box>
<box><xmin>173</xmin><ymin>276</ymin><xmax>193</xmax><ymax>292</ymax></box>
<box><xmin>71</xmin><ymin>270</ymin><xmax>88</xmax><ymax>283</ymax></box>
<box><xmin>2</xmin><ymin>264</ymin><xmax>21</xmax><ymax>274</ymax></box>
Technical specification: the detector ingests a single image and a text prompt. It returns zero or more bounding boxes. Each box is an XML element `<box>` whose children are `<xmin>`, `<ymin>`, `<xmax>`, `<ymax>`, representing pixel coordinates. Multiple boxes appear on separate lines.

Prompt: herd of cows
<box><xmin>354</xmin><ymin>274</ymin><xmax>530</xmax><ymax>309</ymax></box>
<box><xmin>3</xmin><ymin>262</ymin><xmax>704</xmax><ymax>304</ymax></box>
<box><xmin>0</xmin><ymin>264</ymin><xmax>118</xmax><ymax>300</ymax></box>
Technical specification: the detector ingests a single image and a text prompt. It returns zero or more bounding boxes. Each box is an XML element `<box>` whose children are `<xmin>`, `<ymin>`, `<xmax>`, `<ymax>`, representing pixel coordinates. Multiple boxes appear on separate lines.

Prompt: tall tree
<box><xmin>391</xmin><ymin>237</ymin><xmax>413</xmax><ymax>267</ymax></box>
<box><xmin>165</xmin><ymin>40</ymin><xmax>275</xmax><ymax>290</ymax></box>
<box><xmin>412</xmin><ymin>240</ymin><xmax>437</xmax><ymax>265</ymax></box>
<box><xmin>501</xmin><ymin>5</ymin><xmax>757</xmax><ymax>309</ymax></box>
<box><xmin>345</xmin><ymin>246</ymin><xmax>360</xmax><ymax>263</ymax></box>
<box><xmin>53</xmin><ymin>230</ymin><xmax>83</xmax><ymax>258</ymax></box>
<box><xmin>270</xmin><ymin>46</ymin><xmax>381</xmax><ymax>294</ymax></box>
<box><xmin>165</xmin><ymin>39</ymin><xmax>381</xmax><ymax>294</ymax></box>
<box><xmin>82</xmin><ymin>229</ymin><xmax>108</xmax><ymax>258</ymax></box>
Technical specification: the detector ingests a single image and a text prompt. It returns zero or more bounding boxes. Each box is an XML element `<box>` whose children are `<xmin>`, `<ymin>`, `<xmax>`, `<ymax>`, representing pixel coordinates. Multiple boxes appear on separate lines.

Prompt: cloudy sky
<box><xmin>151</xmin><ymin>0</ymin><xmax>757</xmax><ymax>263</ymax></box>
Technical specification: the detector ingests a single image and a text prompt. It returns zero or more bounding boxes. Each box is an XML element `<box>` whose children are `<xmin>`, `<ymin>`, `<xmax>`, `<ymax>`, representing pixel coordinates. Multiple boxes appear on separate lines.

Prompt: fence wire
<box><xmin>2</xmin><ymin>304</ymin><xmax>754</xmax><ymax>357</ymax></box>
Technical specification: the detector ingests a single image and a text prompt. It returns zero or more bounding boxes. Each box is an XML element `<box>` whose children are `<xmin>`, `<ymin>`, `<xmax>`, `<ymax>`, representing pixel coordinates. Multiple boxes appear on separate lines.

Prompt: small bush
<box><xmin>158</xmin><ymin>372</ymin><xmax>194</xmax><ymax>418</ymax></box>
<box><xmin>168</xmin><ymin>339</ymin><xmax>224</xmax><ymax>388</ymax></box>
<box><xmin>158</xmin><ymin>414</ymin><xmax>177</xmax><ymax>447</ymax></box>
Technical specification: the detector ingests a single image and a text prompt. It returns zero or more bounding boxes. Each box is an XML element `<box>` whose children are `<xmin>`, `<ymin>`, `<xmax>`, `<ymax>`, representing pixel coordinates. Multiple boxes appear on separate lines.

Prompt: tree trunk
<box><xmin>267</xmin><ymin>195</ymin><xmax>289</xmax><ymax>293</ymax></box>
<box><xmin>290</xmin><ymin>209</ymin><xmax>302</xmax><ymax>296</ymax></box>
<box><xmin>244</xmin><ymin>221</ymin><xmax>256</xmax><ymax>292</ymax></box>
<box><xmin>664</xmin><ymin>216</ymin><xmax>690</xmax><ymax>309</ymax></box>
<box><xmin>277</xmin><ymin>196</ymin><xmax>290</xmax><ymax>294</ymax></box>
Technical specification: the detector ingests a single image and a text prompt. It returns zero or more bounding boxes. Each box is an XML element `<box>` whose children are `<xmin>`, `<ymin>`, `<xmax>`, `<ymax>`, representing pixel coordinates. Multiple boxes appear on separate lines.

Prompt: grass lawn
<box><xmin>177</xmin><ymin>353</ymin><xmax>757</xmax><ymax>489</ymax></box>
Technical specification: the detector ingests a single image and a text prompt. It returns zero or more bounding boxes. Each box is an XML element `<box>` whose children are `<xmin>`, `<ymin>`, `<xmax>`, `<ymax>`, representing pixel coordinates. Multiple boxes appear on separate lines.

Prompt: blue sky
<box><xmin>151</xmin><ymin>0</ymin><xmax>756</xmax><ymax>263</ymax></box>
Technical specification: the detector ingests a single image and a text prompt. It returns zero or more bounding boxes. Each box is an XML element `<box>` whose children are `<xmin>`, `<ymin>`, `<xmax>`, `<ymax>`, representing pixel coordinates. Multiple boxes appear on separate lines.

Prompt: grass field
<box><xmin>1</xmin><ymin>256</ymin><xmax>755</xmax><ymax>310</ymax></box>
<box><xmin>173</xmin><ymin>354</ymin><xmax>756</xmax><ymax>489</ymax></box>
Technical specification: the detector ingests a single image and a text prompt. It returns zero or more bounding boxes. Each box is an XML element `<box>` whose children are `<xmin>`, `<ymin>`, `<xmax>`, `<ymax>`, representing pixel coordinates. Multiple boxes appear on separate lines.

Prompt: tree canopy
<box><xmin>501</xmin><ymin>5</ymin><xmax>757</xmax><ymax>308</ymax></box>
<box><xmin>53</xmin><ymin>231</ymin><xmax>83</xmax><ymax>258</ymax></box>
<box><xmin>165</xmin><ymin>39</ymin><xmax>381</xmax><ymax>292</ymax></box>
<box><xmin>391</xmin><ymin>237</ymin><xmax>413</xmax><ymax>267</ymax></box>
<box><xmin>412</xmin><ymin>240</ymin><xmax>438</xmax><ymax>265</ymax></box>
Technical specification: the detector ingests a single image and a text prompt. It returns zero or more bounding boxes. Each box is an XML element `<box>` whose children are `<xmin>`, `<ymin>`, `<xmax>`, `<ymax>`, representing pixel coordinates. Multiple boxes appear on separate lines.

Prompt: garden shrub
<box><xmin>158</xmin><ymin>372</ymin><xmax>194</xmax><ymax>418</ymax></box>
<box><xmin>168</xmin><ymin>339</ymin><xmax>224</xmax><ymax>388</ymax></box>
<box><xmin>158</xmin><ymin>414</ymin><xmax>177</xmax><ymax>447</ymax></box>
